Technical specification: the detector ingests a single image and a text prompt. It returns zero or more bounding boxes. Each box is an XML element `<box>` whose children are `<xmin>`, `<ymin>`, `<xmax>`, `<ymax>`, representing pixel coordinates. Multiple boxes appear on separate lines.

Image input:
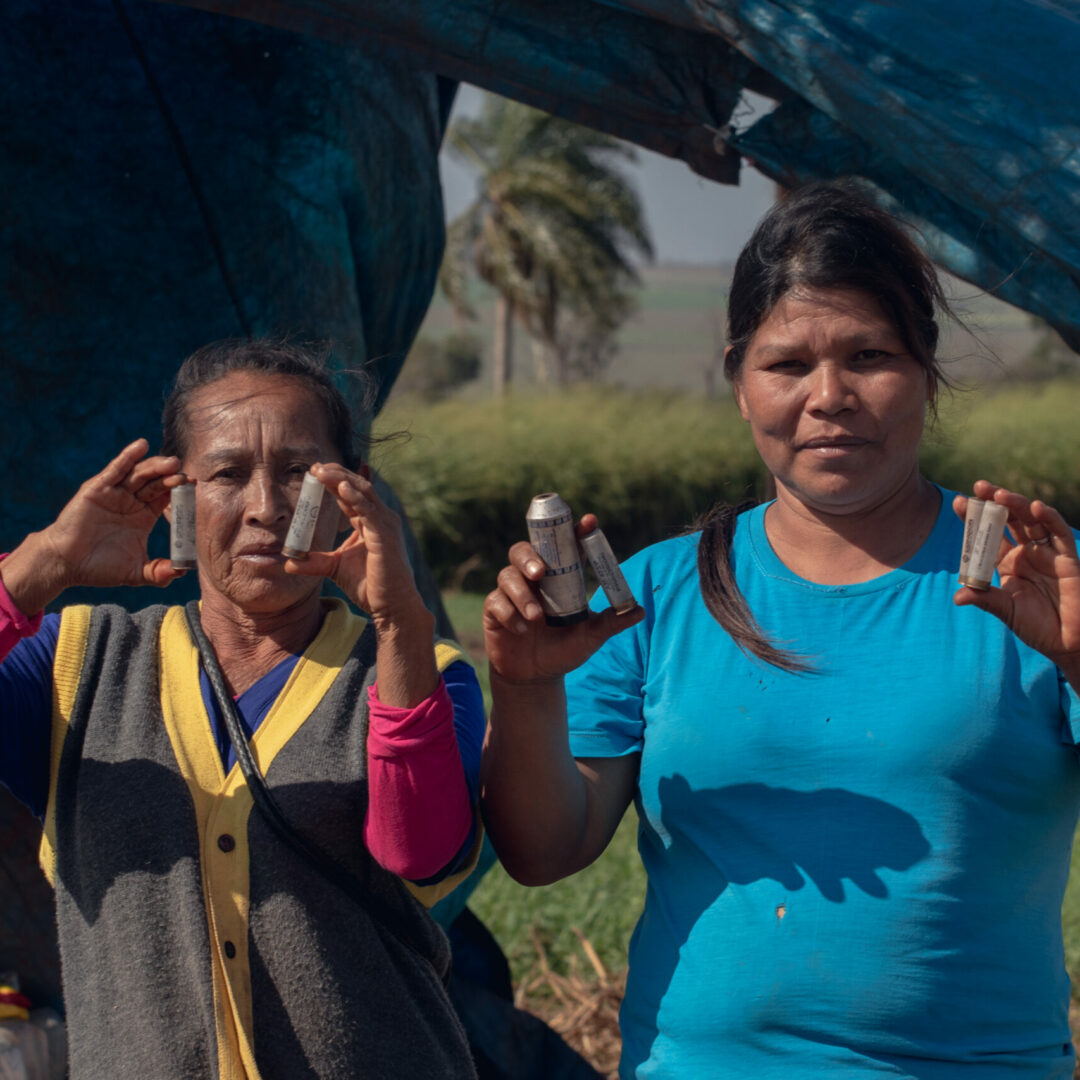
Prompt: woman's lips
<box><xmin>236</xmin><ymin>545</ymin><xmax>287</xmax><ymax>565</ymax></box>
<box><xmin>799</xmin><ymin>436</ymin><xmax>870</xmax><ymax>456</ymax></box>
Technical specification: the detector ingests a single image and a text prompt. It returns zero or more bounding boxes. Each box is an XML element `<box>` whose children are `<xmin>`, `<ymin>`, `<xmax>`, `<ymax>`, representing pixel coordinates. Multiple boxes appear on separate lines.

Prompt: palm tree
<box><xmin>440</xmin><ymin>95</ymin><xmax>653</xmax><ymax>393</ymax></box>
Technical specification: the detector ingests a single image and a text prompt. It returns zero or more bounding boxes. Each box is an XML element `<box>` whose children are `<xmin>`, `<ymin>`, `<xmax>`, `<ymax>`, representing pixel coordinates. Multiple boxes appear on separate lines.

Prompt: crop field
<box><xmin>406</xmin><ymin>263</ymin><xmax>1043</xmax><ymax>398</ymax></box>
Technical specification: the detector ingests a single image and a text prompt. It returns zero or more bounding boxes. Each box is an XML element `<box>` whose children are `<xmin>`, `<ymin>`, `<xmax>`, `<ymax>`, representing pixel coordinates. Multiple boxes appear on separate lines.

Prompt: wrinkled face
<box><xmin>179</xmin><ymin>371</ymin><xmax>343</xmax><ymax>614</ymax></box>
<box><xmin>732</xmin><ymin>287</ymin><xmax>932</xmax><ymax>515</ymax></box>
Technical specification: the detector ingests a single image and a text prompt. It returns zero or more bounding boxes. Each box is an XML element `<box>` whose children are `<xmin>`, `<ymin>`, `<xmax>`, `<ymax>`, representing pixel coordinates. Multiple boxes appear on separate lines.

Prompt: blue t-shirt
<box><xmin>567</xmin><ymin>491</ymin><xmax>1080</xmax><ymax>1079</ymax></box>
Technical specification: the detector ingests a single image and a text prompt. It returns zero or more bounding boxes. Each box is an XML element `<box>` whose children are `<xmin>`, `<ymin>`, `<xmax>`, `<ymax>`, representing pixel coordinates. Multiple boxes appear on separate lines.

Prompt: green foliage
<box><xmin>377</xmin><ymin>381</ymin><xmax>1080</xmax><ymax>591</ymax></box>
<box><xmin>920</xmin><ymin>381</ymin><xmax>1080</xmax><ymax>517</ymax></box>
<box><xmin>469</xmin><ymin>811</ymin><xmax>646</xmax><ymax>983</ymax></box>
<box><xmin>1064</xmin><ymin>830</ymin><xmax>1080</xmax><ymax>996</ymax></box>
<box><xmin>375</xmin><ymin>387</ymin><xmax>765</xmax><ymax>590</ymax></box>
<box><xmin>394</xmin><ymin>332</ymin><xmax>483</xmax><ymax>401</ymax></box>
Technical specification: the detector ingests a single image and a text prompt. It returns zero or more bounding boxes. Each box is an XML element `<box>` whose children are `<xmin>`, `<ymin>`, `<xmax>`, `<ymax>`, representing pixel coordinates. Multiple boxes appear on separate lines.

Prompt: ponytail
<box><xmin>694</xmin><ymin>503</ymin><xmax>811</xmax><ymax>673</ymax></box>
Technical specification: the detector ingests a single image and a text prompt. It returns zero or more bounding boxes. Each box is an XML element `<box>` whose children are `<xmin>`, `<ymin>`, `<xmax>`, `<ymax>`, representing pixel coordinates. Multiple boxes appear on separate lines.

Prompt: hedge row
<box><xmin>374</xmin><ymin>381</ymin><xmax>1080</xmax><ymax>589</ymax></box>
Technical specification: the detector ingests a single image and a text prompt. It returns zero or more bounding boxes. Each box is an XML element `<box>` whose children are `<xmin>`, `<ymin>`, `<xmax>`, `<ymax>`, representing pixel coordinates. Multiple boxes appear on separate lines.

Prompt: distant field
<box><xmin>400</xmin><ymin>263</ymin><xmax>1042</xmax><ymax>402</ymax></box>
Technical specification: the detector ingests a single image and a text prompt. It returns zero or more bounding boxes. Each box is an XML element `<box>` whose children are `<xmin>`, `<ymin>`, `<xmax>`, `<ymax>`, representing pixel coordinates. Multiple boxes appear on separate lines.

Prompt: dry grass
<box><xmin>515</xmin><ymin>929</ymin><xmax>625</xmax><ymax>1079</ymax></box>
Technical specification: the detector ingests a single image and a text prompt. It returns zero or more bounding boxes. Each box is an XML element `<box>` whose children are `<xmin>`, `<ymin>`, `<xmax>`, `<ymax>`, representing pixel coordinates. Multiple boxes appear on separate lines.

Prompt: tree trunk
<box><xmin>531</xmin><ymin>336</ymin><xmax>551</xmax><ymax>384</ymax></box>
<box><xmin>492</xmin><ymin>293</ymin><xmax>513</xmax><ymax>397</ymax></box>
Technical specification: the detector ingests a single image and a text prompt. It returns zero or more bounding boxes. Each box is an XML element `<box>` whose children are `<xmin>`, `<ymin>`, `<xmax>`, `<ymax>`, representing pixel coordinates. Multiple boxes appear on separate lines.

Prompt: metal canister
<box><xmin>526</xmin><ymin>493</ymin><xmax>589</xmax><ymax>625</ymax></box>
<box><xmin>169</xmin><ymin>482</ymin><xmax>197</xmax><ymax>570</ymax></box>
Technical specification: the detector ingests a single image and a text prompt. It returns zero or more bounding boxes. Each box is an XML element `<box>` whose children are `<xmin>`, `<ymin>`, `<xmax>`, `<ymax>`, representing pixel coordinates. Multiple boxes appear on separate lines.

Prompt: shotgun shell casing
<box><xmin>282</xmin><ymin>472</ymin><xmax>326</xmax><ymax>559</ymax></box>
<box><xmin>958</xmin><ymin>500</ymin><xmax>1008</xmax><ymax>590</ymax></box>
<box><xmin>957</xmin><ymin>496</ymin><xmax>985</xmax><ymax>582</ymax></box>
<box><xmin>169</xmin><ymin>482</ymin><xmax>197</xmax><ymax>570</ymax></box>
<box><xmin>525</xmin><ymin>492</ymin><xmax>589</xmax><ymax>625</ymax></box>
<box><xmin>581</xmin><ymin>528</ymin><xmax>637</xmax><ymax>613</ymax></box>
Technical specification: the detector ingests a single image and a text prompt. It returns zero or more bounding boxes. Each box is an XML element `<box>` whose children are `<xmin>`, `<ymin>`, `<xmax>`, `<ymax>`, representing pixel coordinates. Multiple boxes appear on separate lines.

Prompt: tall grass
<box><xmin>376</xmin><ymin>381</ymin><xmax>1080</xmax><ymax>591</ymax></box>
<box><xmin>377</xmin><ymin>387</ymin><xmax>762</xmax><ymax>589</ymax></box>
<box><xmin>922</xmin><ymin>381</ymin><xmax>1080</xmax><ymax>512</ymax></box>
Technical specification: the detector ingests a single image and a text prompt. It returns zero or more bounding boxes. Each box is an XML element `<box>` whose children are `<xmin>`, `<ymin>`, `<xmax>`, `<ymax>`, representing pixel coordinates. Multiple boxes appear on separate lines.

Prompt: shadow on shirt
<box><xmin>626</xmin><ymin>775</ymin><xmax>931</xmax><ymax>1070</ymax></box>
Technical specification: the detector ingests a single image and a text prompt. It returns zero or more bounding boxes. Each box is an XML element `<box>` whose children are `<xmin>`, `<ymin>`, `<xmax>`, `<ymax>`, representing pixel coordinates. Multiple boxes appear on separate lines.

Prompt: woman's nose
<box><xmin>245</xmin><ymin>473</ymin><xmax>291</xmax><ymax>525</ymax></box>
<box><xmin>807</xmin><ymin>363</ymin><xmax>856</xmax><ymax>415</ymax></box>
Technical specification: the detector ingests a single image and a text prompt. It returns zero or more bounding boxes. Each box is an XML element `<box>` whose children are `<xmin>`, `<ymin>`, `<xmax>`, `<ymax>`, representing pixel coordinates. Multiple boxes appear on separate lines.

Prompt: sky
<box><xmin>438</xmin><ymin>84</ymin><xmax>779</xmax><ymax>267</ymax></box>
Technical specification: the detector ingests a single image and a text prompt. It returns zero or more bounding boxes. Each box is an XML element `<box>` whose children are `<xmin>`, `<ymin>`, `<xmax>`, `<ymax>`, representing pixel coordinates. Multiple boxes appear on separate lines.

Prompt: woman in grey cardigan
<box><xmin>0</xmin><ymin>341</ymin><xmax>482</xmax><ymax>1079</ymax></box>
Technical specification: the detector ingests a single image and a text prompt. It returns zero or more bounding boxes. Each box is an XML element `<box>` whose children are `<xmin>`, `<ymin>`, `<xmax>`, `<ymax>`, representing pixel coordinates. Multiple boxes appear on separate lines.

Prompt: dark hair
<box><xmin>724</xmin><ymin>181</ymin><xmax>948</xmax><ymax>397</ymax></box>
<box><xmin>161</xmin><ymin>339</ymin><xmax>368</xmax><ymax>470</ymax></box>
<box><xmin>699</xmin><ymin>181</ymin><xmax>950</xmax><ymax>671</ymax></box>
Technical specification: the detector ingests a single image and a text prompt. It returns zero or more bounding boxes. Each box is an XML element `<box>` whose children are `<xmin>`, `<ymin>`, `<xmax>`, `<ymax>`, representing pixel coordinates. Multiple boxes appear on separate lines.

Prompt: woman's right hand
<box><xmin>482</xmin><ymin>514</ymin><xmax>644</xmax><ymax>685</ymax></box>
<box><xmin>0</xmin><ymin>439</ymin><xmax>187</xmax><ymax>614</ymax></box>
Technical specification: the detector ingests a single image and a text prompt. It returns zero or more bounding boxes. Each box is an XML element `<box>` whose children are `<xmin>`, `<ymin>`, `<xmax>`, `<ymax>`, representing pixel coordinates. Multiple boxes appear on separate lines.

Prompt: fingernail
<box><xmin>514</xmin><ymin>619</ymin><xmax>528</xmax><ymax>635</ymax></box>
<box><xmin>525</xmin><ymin>602</ymin><xmax>542</xmax><ymax>620</ymax></box>
<box><xmin>527</xmin><ymin>561</ymin><xmax>543</xmax><ymax>576</ymax></box>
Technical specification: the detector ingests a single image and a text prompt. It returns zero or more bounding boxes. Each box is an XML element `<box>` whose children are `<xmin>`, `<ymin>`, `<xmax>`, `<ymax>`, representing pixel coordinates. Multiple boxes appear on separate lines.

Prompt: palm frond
<box><xmin>442</xmin><ymin>93</ymin><xmax>654</xmax><ymax>385</ymax></box>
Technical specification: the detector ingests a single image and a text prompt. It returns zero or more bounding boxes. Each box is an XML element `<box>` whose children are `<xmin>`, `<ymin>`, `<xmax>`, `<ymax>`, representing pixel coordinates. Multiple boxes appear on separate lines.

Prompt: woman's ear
<box><xmin>727</xmin><ymin>347</ymin><xmax>750</xmax><ymax>421</ymax></box>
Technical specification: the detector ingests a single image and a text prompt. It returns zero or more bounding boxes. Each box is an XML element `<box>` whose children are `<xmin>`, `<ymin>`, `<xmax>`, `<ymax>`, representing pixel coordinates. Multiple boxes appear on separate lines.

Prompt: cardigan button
<box><xmin>217</xmin><ymin>834</ymin><xmax>236</xmax><ymax>853</ymax></box>
<box><xmin>224</xmin><ymin>941</ymin><xmax>236</xmax><ymax>959</ymax></box>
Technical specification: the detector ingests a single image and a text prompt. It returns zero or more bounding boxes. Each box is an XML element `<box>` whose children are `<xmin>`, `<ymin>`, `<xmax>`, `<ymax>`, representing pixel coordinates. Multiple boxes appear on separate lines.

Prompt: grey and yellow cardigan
<box><xmin>40</xmin><ymin>599</ymin><xmax>478</xmax><ymax>1079</ymax></box>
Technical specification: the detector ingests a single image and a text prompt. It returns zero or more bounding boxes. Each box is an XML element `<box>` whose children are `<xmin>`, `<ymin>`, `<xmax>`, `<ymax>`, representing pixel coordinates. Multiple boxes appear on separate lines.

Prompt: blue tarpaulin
<box><xmin>168</xmin><ymin>0</ymin><xmax>1080</xmax><ymax>351</ymax></box>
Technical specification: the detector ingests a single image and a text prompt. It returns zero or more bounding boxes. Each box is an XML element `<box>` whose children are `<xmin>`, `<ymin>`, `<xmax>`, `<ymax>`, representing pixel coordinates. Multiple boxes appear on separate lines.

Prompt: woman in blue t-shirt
<box><xmin>481</xmin><ymin>182</ymin><xmax>1080</xmax><ymax>1078</ymax></box>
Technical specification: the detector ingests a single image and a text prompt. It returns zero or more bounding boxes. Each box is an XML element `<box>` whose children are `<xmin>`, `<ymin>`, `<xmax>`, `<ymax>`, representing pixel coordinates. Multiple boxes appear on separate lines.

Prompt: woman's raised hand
<box><xmin>286</xmin><ymin>463</ymin><xmax>439</xmax><ymax>707</ymax></box>
<box><xmin>285</xmin><ymin>464</ymin><xmax>424</xmax><ymax>628</ymax></box>
<box><xmin>0</xmin><ymin>439</ymin><xmax>187</xmax><ymax>613</ymax></box>
<box><xmin>953</xmin><ymin>482</ymin><xmax>1080</xmax><ymax>681</ymax></box>
<box><xmin>483</xmin><ymin>513</ymin><xmax>644</xmax><ymax>685</ymax></box>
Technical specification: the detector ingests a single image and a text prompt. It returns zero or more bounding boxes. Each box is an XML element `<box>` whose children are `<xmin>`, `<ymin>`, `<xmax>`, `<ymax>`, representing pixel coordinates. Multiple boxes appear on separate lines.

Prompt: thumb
<box><xmin>284</xmin><ymin>551</ymin><xmax>339</xmax><ymax>579</ymax></box>
<box><xmin>584</xmin><ymin>603</ymin><xmax>645</xmax><ymax>649</ymax></box>
<box><xmin>953</xmin><ymin>584</ymin><xmax>1013</xmax><ymax>628</ymax></box>
<box><xmin>144</xmin><ymin>559</ymin><xmax>187</xmax><ymax>588</ymax></box>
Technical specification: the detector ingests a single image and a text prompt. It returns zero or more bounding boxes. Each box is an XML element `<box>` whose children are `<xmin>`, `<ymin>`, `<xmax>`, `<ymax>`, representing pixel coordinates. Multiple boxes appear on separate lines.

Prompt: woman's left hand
<box><xmin>284</xmin><ymin>464</ymin><xmax>425</xmax><ymax>630</ymax></box>
<box><xmin>285</xmin><ymin>463</ymin><xmax>437</xmax><ymax>706</ymax></box>
<box><xmin>953</xmin><ymin>482</ymin><xmax>1080</xmax><ymax>682</ymax></box>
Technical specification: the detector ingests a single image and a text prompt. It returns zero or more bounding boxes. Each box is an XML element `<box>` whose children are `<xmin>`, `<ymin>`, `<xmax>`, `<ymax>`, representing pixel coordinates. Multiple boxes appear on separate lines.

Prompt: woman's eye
<box><xmin>854</xmin><ymin>349</ymin><xmax>888</xmax><ymax>362</ymax></box>
<box><xmin>211</xmin><ymin>468</ymin><xmax>243</xmax><ymax>482</ymax></box>
<box><xmin>768</xmin><ymin>358</ymin><xmax>806</xmax><ymax>372</ymax></box>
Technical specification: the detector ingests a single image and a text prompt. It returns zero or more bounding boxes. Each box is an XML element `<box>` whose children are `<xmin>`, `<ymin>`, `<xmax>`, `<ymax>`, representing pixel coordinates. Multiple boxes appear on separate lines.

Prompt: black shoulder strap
<box><xmin>182</xmin><ymin>601</ymin><xmax>449</xmax><ymax>982</ymax></box>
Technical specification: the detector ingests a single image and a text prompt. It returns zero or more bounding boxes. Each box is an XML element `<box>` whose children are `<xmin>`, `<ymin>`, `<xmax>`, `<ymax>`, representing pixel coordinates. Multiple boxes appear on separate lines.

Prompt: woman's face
<box><xmin>180</xmin><ymin>371</ymin><xmax>344</xmax><ymax>615</ymax></box>
<box><xmin>732</xmin><ymin>287</ymin><xmax>932</xmax><ymax>516</ymax></box>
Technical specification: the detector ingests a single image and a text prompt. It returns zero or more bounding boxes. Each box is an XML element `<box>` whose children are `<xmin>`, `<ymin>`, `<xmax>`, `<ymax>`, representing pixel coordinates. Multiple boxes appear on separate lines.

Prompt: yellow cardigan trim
<box><xmin>159</xmin><ymin>606</ymin><xmax>252</xmax><ymax>1080</ymax></box>
<box><xmin>247</xmin><ymin>600</ymin><xmax>365</xmax><ymax>771</ymax></box>
<box><xmin>158</xmin><ymin>600</ymin><xmax>365</xmax><ymax>1080</ymax></box>
<box><xmin>40</xmin><ymin>605</ymin><xmax>92</xmax><ymax>885</ymax></box>
<box><xmin>404</xmin><ymin>823</ymin><xmax>486</xmax><ymax>908</ymax></box>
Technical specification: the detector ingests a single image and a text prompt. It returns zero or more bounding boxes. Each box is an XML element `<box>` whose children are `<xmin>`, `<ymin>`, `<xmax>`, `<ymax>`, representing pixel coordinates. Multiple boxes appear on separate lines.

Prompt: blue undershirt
<box><xmin>0</xmin><ymin>614</ymin><xmax>483</xmax><ymax>878</ymax></box>
<box><xmin>566</xmin><ymin>488</ymin><xmax>1080</xmax><ymax>1078</ymax></box>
